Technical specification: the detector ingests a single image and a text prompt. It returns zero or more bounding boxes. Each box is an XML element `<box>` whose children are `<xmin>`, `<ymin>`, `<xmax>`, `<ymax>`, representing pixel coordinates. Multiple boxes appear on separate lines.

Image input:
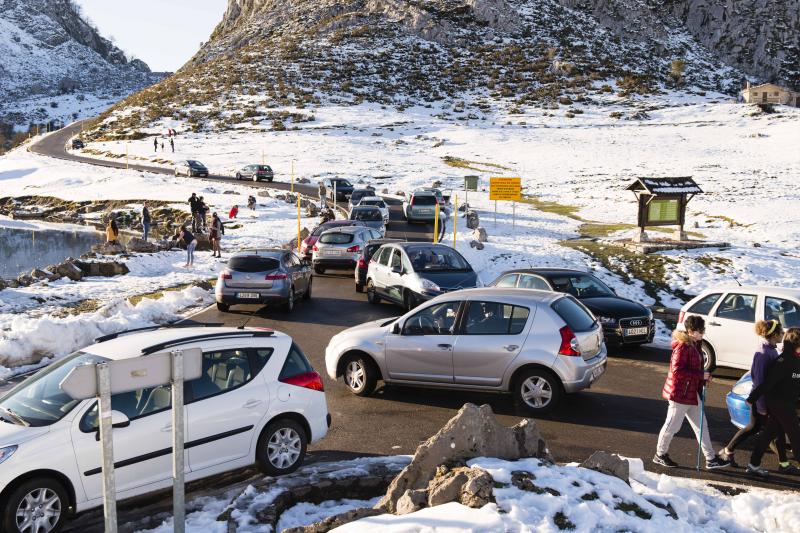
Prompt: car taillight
<box><xmin>280</xmin><ymin>371</ymin><xmax>324</xmax><ymax>391</ymax></box>
<box><xmin>678</xmin><ymin>311</ymin><xmax>685</xmax><ymax>324</ymax></box>
<box><xmin>266</xmin><ymin>273</ymin><xmax>288</xmax><ymax>280</ymax></box>
<box><xmin>312</xmin><ymin>245</ymin><xmax>318</xmax><ymax>252</ymax></box>
<box><xmin>347</xmin><ymin>245</ymin><xmax>360</xmax><ymax>253</ymax></box>
<box><xmin>220</xmin><ymin>272</ymin><xmax>232</xmax><ymax>280</ymax></box>
<box><xmin>357</xmin><ymin>258</ymin><xmax>367</xmax><ymax>269</ymax></box>
<box><xmin>558</xmin><ymin>326</ymin><xmax>581</xmax><ymax>356</ymax></box>
<box><xmin>409</xmin><ymin>197</ymin><xmax>414</xmax><ymax>207</ymax></box>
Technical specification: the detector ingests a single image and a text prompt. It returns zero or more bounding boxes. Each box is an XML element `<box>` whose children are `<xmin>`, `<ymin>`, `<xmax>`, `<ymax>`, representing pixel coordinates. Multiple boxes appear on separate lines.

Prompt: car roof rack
<box><xmin>94</xmin><ymin>323</ymin><xmax>224</xmax><ymax>344</ymax></box>
<box><xmin>140</xmin><ymin>330</ymin><xmax>275</xmax><ymax>355</ymax></box>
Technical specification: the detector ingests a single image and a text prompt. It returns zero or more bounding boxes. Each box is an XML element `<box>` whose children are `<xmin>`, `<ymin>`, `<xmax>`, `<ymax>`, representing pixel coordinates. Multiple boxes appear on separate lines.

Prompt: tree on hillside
<box><xmin>670</xmin><ymin>59</ymin><xmax>686</xmax><ymax>87</ymax></box>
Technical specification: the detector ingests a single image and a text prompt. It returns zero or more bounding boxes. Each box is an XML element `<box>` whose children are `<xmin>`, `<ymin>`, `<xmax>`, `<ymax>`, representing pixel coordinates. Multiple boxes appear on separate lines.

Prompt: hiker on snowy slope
<box><xmin>654</xmin><ymin>315</ymin><xmax>730</xmax><ymax>470</ymax></box>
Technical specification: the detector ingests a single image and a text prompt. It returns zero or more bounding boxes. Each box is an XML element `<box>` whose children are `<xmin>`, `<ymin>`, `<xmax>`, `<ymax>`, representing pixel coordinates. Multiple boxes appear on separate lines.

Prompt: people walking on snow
<box><xmin>654</xmin><ymin>315</ymin><xmax>730</xmax><ymax>470</ymax></box>
<box><xmin>154</xmin><ymin>137</ymin><xmax>158</xmax><ymax>152</ymax></box>
<box><xmin>188</xmin><ymin>193</ymin><xmax>201</xmax><ymax>232</ymax></box>
<box><xmin>174</xmin><ymin>226</ymin><xmax>197</xmax><ymax>268</ymax></box>
<box><xmin>229</xmin><ymin>204</ymin><xmax>239</xmax><ymax>219</ymax></box>
<box><xmin>247</xmin><ymin>195</ymin><xmax>256</xmax><ymax>210</ymax></box>
<box><xmin>106</xmin><ymin>218</ymin><xmax>120</xmax><ymax>244</ymax></box>
<box><xmin>719</xmin><ymin>320</ymin><xmax>791</xmax><ymax>469</ymax></box>
<box><xmin>170</xmin><ymin>137</ymin><xmax>175</xmax><ymax>152</ymax></box>
<box><xmin>318</xmin><ymin>180</ymin><xmax>326</xmax><ymax>209</ymax></box>
<box><xmin>745</xmin><ymin>327</ymin><xmax>800</xmax><ymax>478</ymax></box>
<box><xmin>209</xmin><ymin>212</ymin><xmax>224</xmax><ymax>258</ymax></box>
<box><xmin>142</xmin><ymin>202</ymin><xmax>152</xmax><ymax>242</ymax></box>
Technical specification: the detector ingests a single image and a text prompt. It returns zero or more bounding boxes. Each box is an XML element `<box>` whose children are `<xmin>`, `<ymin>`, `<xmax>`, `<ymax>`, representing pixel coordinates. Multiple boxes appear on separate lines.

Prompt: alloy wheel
<box><xmin>520</xmin><ymin>376</ymin><xmax>553</xmax><ymax>409</ymax></box>
<box><xmin>346</xmin><ymin>360</ymin><xmax>366</xmax><ymax>392</ymax></box>
<box><xmin>267</xmin><ymin>427</ymin><xmax>302</xmax><ymax>469</ymax></box>
<box><xmin>15</xmin><ymin>487</ymin><xmax>61</xmax><ymax>533</ymax></box>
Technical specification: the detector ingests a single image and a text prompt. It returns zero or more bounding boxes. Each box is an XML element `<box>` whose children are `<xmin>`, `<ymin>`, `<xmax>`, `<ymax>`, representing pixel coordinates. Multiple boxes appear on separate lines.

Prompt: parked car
<box><xmin>0</xmin><ymin>326</ymin><xmax>329</xmax><ymax>533</ymax></box>
<box><xmin>491</xmin><ymin>269</ymin><xmax>654</xmax><ymax>347</ymax></box>
<box><xmin>312</xmin><ymin>226</ymin><xmax>383</xmax><ymax>274</ymax></box>
<box><xmin>348</xmin><ymin>187</ymin><xmax>376</xmax><ymax>211</ymax></box>
<box><xmin>348</xmin><ymin>206</ymin><xmax>386</xmax><ymax>236</ymax></box>
<box><xmin>366</xmin><ymin>243</ymin><xmax>478</xmax><ymax>310</ymax></box>
<box><xmin>215</xmin><ymin>249</ymin><xmax>312</xmax><ymax>313</ymax></box>
<box><xmin>355</xmin><ymin>238</ymin><xmax>405</xmax><ymax>293</ymax></box>
<box><xmin>299</xmin><ymin>220</ymin><xmax>367</xmax><ymax>260</ymax></box>
<box><xmin>322</xmin><ymin>178</ymin><xmax>355</xmax><ymax>202</ymax></box>
<box><xmin>403</xmin><ymin>190</ymin><xmax>442</xmax><ymax>223</ymax></box>
<box><xmin>236</xmin><ymin>164</ymin><xmax>274</xmax><ymax>182</ymax></box>
<box><xmin>726</xmin><ymin>372</ymin><xmax>753</xmax><ymax>429</ymax></box>
<box><xmin>325</xmin><ymin>288</ymin><xmax>607</xmax><ymax>414</ymax></box>
<box><xmin>70</xmin><ymin>139</ymin><xmax>84</xmax><ymax>150</ymax></box>
<box><xmin>415</xmin><ymin>187</ymin><xmax>450</xmax><ymax>207</ymax></box>
<box><xmin>175</xmin><ymin>160</ymin><xmax>209</xmax><ymax>177</ymax></box>
<box><xmin>356</xmin><ymin>196</ymin><xmax>390</xmax><ymax>223</ymax></box>
<box><xmin>680</xmin><ymin>286</ymin><xmax>800</xmax><ymax>370</ymax></box>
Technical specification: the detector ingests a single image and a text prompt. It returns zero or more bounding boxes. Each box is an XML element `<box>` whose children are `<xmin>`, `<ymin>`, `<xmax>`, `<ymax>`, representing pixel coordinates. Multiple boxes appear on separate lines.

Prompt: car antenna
<box><xmin>732</xmin><ymin>275</ymin><xmax>742</xmax><ymax>287</ymax></box>
<box><xmin>238</xmin><ymin>312</ymin><xmax>256</xmax><ymax>330</ymax></box>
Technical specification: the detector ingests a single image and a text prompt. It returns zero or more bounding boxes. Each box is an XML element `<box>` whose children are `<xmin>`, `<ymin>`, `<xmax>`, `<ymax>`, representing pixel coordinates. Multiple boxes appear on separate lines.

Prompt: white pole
<box><xmin>97</xmin><ymin>363</ymin><xmax>118</xmax><ymax>533</ymax></box>
<box><xmin>171</xmin><ymin>350</ymin><xmax>186</xmax><ymax>533</ymax></box>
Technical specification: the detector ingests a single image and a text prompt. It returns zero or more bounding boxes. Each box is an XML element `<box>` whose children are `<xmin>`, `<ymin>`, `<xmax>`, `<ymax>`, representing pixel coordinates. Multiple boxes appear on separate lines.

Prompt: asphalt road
<box><xmin>22</xmin><ymin>124</ymin><xmax>800</xmax><ymax>530</ymax></box>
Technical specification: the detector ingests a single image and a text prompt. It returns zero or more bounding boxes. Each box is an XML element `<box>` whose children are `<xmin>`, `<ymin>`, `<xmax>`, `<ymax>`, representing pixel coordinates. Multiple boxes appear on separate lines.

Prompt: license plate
<box><xmin>237</xmin><ymin>292</ymin><xmax>260</xmax><ymax>299</ymax></box>
<box><xmin>590</xmin><ymin>365</ymin><xmax>605</xmax><ymax>382</ymax></box>
<box><xmin>419</xmin><ymin>209</ymin><xmax>432</xmax><ymax>214</ymax></box>
<box><xmin>325</xmin><ymin>249</ymin><xmax>341</xmax><ymax>256</ymax></box>
<box><xmin>624</xmin><ymin>327</ymin><xmax>649</xmax><ymax>336</ymax></box>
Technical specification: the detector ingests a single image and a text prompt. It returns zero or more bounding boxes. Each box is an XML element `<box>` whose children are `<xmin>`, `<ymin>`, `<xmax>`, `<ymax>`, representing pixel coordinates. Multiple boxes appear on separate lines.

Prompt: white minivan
<box><xmin>680</xmin><ymin>286</ymin><xmax>800</xmax><ymax>370</ymax></box>
<box><xmin>0</xmin><ymin>327</ymin><xmax>329</xmax><ymax>533</ymax></box>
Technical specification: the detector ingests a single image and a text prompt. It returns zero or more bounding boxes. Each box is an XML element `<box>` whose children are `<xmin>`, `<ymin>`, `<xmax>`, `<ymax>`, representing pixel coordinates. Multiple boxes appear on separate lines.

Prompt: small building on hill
<box><xmin>741</xmin><ymin>82</ymin><xmax>800</xmax><ymax>107</ymax></box>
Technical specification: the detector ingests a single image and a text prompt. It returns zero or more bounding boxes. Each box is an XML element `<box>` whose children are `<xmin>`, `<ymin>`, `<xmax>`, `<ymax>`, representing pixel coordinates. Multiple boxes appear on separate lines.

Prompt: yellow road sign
<box><xmin>489</xmin><ymin>177</ymin><xmax>521</xmax><ymax>201</ymax></box>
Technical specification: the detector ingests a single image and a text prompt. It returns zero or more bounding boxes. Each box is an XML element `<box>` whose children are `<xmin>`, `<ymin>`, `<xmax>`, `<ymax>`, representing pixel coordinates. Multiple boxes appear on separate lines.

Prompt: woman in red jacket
<box><xmin>654</xmin><ymin>315</ymin><xmax>730</xmax><ymax>469</ymax></box>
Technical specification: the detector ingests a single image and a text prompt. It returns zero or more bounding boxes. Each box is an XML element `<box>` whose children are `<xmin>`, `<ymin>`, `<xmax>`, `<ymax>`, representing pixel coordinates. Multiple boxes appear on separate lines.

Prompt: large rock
<box><xmin>257</xmin><ymin>190</ymin><xmax>272</xmax><ymax>198</ymax></box>
<box><xmin>469</xmin><ymin>240</ymin><xmax>484</xmax><ymax>250</ymax></box>
<box><xmin>51</xmin><ymin>260</ymin><xmax>83</xmax><ymax>281</ymax></box>
<box><xmin>465</xmin><ymin>210</ymin><xmax>480</xmax><ymax>229</ymax></box>
<box><xmin>126</xmin><ymin>237</ymin><xmax>159</xmax><ymax>253</ymax></box>
<box><xmin>427</xmin><ymin>466</ymin><xmax>494</xmax><ymax>508</ymax></box>
<box><xmin>305</xmin><ymin>203</ymin><xmax>320</xmax><ymax>217</ymax></box>
<box><xmin>91</xmin><ymin>241</ymin><xmax>126</xmax><ymax>255</ymax></box>
<box><xmin>75</xmin><ymin>260</ymin><xmax>130</xmax><ymax>278</ymax></box>
<box><xmin>396</xmin><ymin>489</ymin><xmax>427</xmax><ymax>515</ymax></box>
<box><xmin>283</xmin><ymin>508</ymin><xmax>383</xmax><ymax>533</ymax></box>
<box><xmin>473</xmin><ymin>227</ymin><xmax>488</xmax><ymax>242</ymax></box>
<box><xmin>377</xmin><ymin>403</ymin><xmax>550</xmax><ymax>513</ymax></box>
<box><xmin>0</xmin><ymin>279</ymin><xmax>6</xmax><ymax>291</ymax></box>
<box><xmin>580</xmin><ymin>451</ymin><xmax>630</xmax><ymax>484</ymax></box>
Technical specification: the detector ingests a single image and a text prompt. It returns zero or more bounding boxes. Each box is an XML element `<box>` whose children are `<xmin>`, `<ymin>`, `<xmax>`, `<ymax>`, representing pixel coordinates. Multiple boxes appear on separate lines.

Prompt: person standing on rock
<box><xmin>106</xmin><ymin>218</ymin><xmax>120</xmax><ymax>245</ymax></box>
<box><xmin>198</xmin><ymin>196</ymin><xmax>209</xmax><ymax>231</ymax></box>
<box><xmin>170</xmin><ymin>137</ymin><xmax>175</xmax><ymax>153</ymax></box>
<box><xmin>209</xmin><ymin>212</ymin><xmax>224</xmax><ymax>258</ymax></box>
<box><xmin>188</xmin><ymin>193</ymin><xmax>200</xmax><ymax>232</ymax></box>
<box><xmin>654</xmin><ymin>315</ymin><xmax>730</xmax><ymax>470</ymax></box>
<box><xmin>154</xmin><ymin>137</ymin><xmax>158</xmax><ymax>152</ymax></box>
<box><xmin>174</xmin><ymin>226</ymin><xmax>197</xmax><ymax>268</ymax></box>
<box><xmin>142</xmin><ymin>202</ymin><xmax>152</xmax><ymax>242</ymax></box>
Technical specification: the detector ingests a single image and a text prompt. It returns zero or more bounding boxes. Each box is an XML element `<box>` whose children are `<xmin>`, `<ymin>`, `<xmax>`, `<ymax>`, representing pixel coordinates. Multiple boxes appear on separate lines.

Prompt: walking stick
<box><xmin>696</xmin><ymin>385</ymin><xmax>706</xmax><ymax>471</ymax></box>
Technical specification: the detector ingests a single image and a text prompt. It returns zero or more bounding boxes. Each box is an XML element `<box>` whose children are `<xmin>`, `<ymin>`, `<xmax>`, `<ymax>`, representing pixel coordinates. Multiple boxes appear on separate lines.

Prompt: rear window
<box><xmin>688</xmin><ymin>293</ymin><xmax>721</xmax><ymax>316</ymax></box>
<box><xmin>361</xmin><ymin>199</ymin><xmax>383</xmax><ymax>207</ymax></box>
<box><xmin>365</xmin><ymin>243</ymin><xmax>383</xmax><ymax>261</ymax></box>
<box><xmin>412</xmin><ymin>195</ymin><xmax>437</xmax><ymax>206</ymax></box>
<box><xmin>319</xmin><ymin>232</ymin><xmax>354</xmax><ymax>244</ymax></box>
<box><xmin>351</xmin><ymin>209</ymin><xmax>383</xmax><ymax>221</ymax></box>
<box><xmin>351</xmin><ymin>191</ymin><xmax>368</xmax><ymax>202</ymax></box>
<box><xmin>229</xmin><ymin>256</ymin><xmax>279</xmax><ymax>272</ymax></box>
<box><xmin>256</xmin><ymin>165</ymin><xmax>271</xmax><ymax>171</ymax></box>
<box><xmin>279</xmin><ymin>344</ymin><xmax>314</xmax><ymax>380</ymax></box>
<box><xmin>552</xmin><ymin>296</ymin><xmax>596</xmax><ymax>332</ymax></box>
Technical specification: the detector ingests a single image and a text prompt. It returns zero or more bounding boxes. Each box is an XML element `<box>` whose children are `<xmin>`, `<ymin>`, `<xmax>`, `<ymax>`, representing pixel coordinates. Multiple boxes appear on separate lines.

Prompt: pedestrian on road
<box><xmin>170</xmin><ymin>137</ymin><xmax>175</xmax><ymax>152</ymax></box>
<box><xmin>209</xmin><ymin>212</ymin><xmax>224</xmax><ymax>258</ymax></box>
<box><xmin>318</xmin><ymin>181</ymin><xmax>326</xmax><ymax>209</ymax></box>
<box><xmin>106</xmin><ymin>218</ymin><xmax>120</xmax><ymax>244</ymax></box>
<box><xmin>154</xmin><ymin>137</ymin><xmax>158</xmax><ymax>152</ymax></box>
<box><xmin>188</xmin><ymin>193</ymin><xmax>201</xmax><ymax>232</ymax></box>
<box><xmin>719</xmin><ymin>319</ymin><xmax>791</xmax><ymax>469</ymax></box>
<box><xmin>142</xmin><ymin>202</ymin><xmax>152</xmax><ymax>242</ymax></box>
<box><xmin>746</xmin><ymin>327</ymin><xmax>800</xmax><ymax>478</ymax></box>
<box><xmin>654</xmin><ymin>315</ymin><xmax>730</xmax><ymax>470</ymax></box>
<box><xmin>174</xmin><ymin>226</ymin><xmax>197</xmax><ymax>268</ymax></box>
<box><xmin>229</xmin><ymin>204</ymin><xmax>239</xmax><ymax>219</ymax></box>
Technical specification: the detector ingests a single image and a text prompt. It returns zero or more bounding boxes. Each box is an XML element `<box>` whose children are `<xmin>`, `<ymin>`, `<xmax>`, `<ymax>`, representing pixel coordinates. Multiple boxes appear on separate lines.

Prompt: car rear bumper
<box><xmin>216</xmin><ymin>286</ymin><xmax>290</xmax><ymax>305</ymax></box>
<box><xmin>558</xmin><ymin>346</ymin><xmax>608</xmax><ymax>394</ymax></box>
<box><xmin>314</xmin><ymin>258</ymin><xmax>357</xmax><ymax>269</ymax></box>
<box><xmin>726</xmin><ymin>392</ymin><xmax>749</xmax><ymax>429</ymax></box>
<box><xmin>191</xmin><ymin>171</ymin><xmax>209</xmax><ymax>177</ymax></box>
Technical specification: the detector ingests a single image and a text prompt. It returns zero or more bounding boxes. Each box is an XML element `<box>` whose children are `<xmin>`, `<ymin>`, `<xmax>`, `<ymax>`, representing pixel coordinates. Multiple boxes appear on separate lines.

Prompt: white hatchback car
<box><xmin>680</xmin><ymin>285</ymin><xmax>800</xmax><ymax>370</ymax></box>
<box><xmin>0</xmin><ymin>327</ymin><xmax>329</xmax><ymax>533</ymax></box>
<box><xmin>311</xmin><ymin>226</ymin><xmax>383</xmax><ymax>274</ymax></box>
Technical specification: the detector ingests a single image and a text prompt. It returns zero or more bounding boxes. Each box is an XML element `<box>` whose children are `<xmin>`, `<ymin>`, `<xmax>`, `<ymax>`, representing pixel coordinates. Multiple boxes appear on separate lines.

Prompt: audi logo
<box><xmin>629</xmin><ymin>319</ymin><xmax>644</xmax><ymax>327</ymax></box>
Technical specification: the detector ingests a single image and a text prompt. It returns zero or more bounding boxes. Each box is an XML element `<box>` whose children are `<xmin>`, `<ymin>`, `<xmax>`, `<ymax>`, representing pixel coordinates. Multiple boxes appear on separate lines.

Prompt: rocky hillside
<box><xmin>85</xmin><ymin>0</ymin><xmax>795</xmax><ymax>139</ymax></box>
<box><xmin>0</xmin><ymin>0</ymin><xmax>163</xmax><ymax>134</ymax></box>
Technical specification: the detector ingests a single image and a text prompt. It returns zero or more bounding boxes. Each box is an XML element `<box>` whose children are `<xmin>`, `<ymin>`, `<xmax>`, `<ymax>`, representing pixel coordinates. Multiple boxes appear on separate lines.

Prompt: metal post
<box><xmin>297</xmin><ymin>196</ymin><xmax>302</xmax><ymax>250</ymax></box>
<box><xmin>171</xmin><ymin>351</ymin><xmax>185</xmax><ymax>533</ymax></box>
<box><xmin>97</xmin><ymin>363</ymin><xmax>118</xmax><ymax>533</ymax></box>
<box><xmin>453</xmin><ymin>195</ymin><xmax>458</xmax><ymax>249</ymax></box>
<box><xmin>433</xmin><ymin>202</ymin><xmax>440</xmax><ymax>244</ymax></box>
<box><xmin>334</xmin><ymin>182</ymin><xmax>337</xmax><ymax>207</ymax></box>
<box><xmin>291</xmin><ymin>160</ymin><xmax>295</xmax><ymax>193</ymax></box>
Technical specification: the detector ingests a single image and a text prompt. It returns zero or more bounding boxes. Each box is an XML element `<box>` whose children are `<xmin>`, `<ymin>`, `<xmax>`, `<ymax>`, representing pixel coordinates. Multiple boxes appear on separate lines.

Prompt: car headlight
<box><xmin>646</xmin><ymin>308</ymin><xmax>653</xmax><ymax>319</ymax></box>
<box><xmin>732</xmin><ymin>380</ymin><xmax>753</xmax><ymax>397</ymax></box>
<box><xmin>419</xmin><ymin>278</ymin><xmax>441</xmax><ymax>292</ymax></box>
<box><xmin>597</xmin><ymin>316</ymin><xmax>617</xmax><ymax>325</ymax></box>
<box><xmin>0</xmin><ymin>445</ymin><xmax>18</xmax><ymax>465</ymax></box>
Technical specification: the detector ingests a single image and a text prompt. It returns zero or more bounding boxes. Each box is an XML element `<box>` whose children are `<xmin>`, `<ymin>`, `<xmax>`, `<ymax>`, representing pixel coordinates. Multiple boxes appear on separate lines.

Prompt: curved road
<box><xmin>27</xmin><ymin>124</ymin><xmax>798</xmax><ymax>529</ymax></box>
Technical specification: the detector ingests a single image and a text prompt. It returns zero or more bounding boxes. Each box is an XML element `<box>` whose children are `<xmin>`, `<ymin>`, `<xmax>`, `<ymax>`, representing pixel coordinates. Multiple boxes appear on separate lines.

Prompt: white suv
<box><xmin>0</xmin><ymin>327</ymin><xmax>329</xmax><ymax>533</ymax></box>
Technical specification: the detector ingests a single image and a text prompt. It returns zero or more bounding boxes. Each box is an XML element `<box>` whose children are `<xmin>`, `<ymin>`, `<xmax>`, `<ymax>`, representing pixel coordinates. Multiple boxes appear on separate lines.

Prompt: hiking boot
<box><xmin>706</xmin><ymin>456</ymin><xmax>732</xmax><ymax>470</ymax></box>
<box><xmin>653</xmin><ymin>454</ymin><xmax>678</xmax><ymax>468</ymax></box>
<box><xmin>778</xmin><ymin>463</ymin><xmax>800</xmax><ymax>475</ymax></box>
<box><xmin>746</xmin><ymin>464</ymin><xmax>770</xmax><ymax>478</ymax></box>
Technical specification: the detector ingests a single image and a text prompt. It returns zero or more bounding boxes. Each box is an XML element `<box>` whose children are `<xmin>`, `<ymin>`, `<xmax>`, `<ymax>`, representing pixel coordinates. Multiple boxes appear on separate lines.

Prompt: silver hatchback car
<box><xmin>312</xmin><ymin>226</ymin><xmax>383</xmax><ymax>274</ymax></box>
<box><xmin>325</xmin><ymin>288</ymin><xmax>607</xmax><ymax>413</ymax></box>
<box><xmin>215</xmin><ymin>249</ymin><xmax>312</xmax><ymax>312</ymax></box>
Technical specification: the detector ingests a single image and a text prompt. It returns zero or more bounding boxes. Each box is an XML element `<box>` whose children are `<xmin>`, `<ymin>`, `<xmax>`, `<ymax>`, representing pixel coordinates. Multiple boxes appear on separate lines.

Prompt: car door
<box><xmin>708</xmin><ymin>292</ymin><xmax>759</xmax><ymax>368</ymax></box>
<box><xmin>384</xmin><ymin>300</ymin><xmax>463</xmax><ymax>383</ymax></box>
<box><xmin>186</xmin><ymin>347</ymin><xmax>271</xmax><ymax>472</ymax></box>
<box><xmin>284</xmin><ymin>253</ymin><xmax>304</xmax><ymax>294</ymax></box>
<box><xmin>372</xmin><ymin>247</ymin><xmax>392</xmax><ymax>296</ymax></box>
<box><xmin>71</xmin><ymin>384</ymin><xmax>184</xmax><ymax>502</ymax></box>
<box><xmin>385</xmin><ymin>249</ymin><xmax>406</xmax><ymax>303</ymax></box>
<box><xmin>452</xmin><ymin>300</ymin><xmax>532</xmax><ymax>386</ymax></box>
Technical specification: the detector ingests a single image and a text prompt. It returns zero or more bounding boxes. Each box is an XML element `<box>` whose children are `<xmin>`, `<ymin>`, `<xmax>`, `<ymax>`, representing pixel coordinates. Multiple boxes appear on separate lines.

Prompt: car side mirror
<box><xmin>392</xmin><ymin>322</ymin><xmax>401</xmax><ymax>335</ymax></box>
<box><xmin>111</xmin><ymin>410</ymin><xmax>130</xmax><ymax>428</ymax></box>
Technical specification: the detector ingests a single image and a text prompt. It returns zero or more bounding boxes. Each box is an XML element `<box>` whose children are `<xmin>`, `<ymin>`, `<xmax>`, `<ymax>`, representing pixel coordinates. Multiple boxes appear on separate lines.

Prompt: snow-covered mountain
<box><xmin>0</xmin><ymin>0</ymin><xmax>164</xmax><ymax>133</ymax></box>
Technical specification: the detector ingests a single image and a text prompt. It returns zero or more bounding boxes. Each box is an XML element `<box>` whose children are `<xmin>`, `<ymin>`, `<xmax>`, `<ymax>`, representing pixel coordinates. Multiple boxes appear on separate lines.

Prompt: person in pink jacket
<box><xmin>654</xmin><ymin>315</ymin><xmax>730</xmax><ymax>470</ymax></box>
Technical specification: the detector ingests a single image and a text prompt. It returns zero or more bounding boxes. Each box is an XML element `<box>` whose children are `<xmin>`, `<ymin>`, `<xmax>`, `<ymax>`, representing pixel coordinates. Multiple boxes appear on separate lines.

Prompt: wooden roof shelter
<box><xmin>625</xmin><ymin>177</ymin><xmax>703</xmax><ymax>237</ymax></box>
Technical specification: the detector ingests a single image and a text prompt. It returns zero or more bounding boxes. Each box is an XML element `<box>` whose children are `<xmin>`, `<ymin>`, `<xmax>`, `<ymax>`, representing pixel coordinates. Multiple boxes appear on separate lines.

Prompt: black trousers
<box><xmin>726</xmin><ymin>409</ymin><xmax>787</xmax><ymax>461</ymax></box>
<box><xmin>751</xmin><ymin>399</ymin><xmax>800</xmax><ymax>466</ymax></box>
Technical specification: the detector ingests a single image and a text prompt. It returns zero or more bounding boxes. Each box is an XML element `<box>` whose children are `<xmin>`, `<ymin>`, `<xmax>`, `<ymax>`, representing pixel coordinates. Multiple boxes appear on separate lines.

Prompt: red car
<box><xmin>300</xmin><ymin>220</ymin><xmax>366</xmax><ymax>260</ymax></box>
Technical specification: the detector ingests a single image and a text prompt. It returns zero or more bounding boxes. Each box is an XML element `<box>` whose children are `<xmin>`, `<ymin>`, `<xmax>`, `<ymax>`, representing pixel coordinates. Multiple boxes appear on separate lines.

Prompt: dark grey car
<box><xmin>215</xmin><ymin>249</ymin><xmax>312</xmax><ymax>312</ymax></box>
<box><xmin>236</xmin><ymin>164</ymin><xmax>274</xmax><ymax>182</ymax></box>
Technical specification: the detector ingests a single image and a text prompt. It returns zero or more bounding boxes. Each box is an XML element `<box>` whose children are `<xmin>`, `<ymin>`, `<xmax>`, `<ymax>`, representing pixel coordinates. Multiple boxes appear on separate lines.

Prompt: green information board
<box><xmin>647</xmin><ymin>199</ymin><xmax>680</xmax><ymax>224</ymax></box>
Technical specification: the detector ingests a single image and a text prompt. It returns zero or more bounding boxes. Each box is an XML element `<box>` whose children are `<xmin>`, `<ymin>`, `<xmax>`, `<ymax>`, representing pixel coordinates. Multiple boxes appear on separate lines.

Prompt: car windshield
<box><xmin>550</xmin><ymin>275</ymin><xmax>613</xmax><ymax>298</ymax></box>
<box><xmin>0</xmin><ymin>352</ymin><xmax>108</xmax><ymax>427</ymax></box>
<box><xmin>229</xmin><ymin>256</ymin><xmax>280</xmax><ymax>273</ymax></box>
<box><xmin>351</xmin><ymin>209</ymin><xmax>382</xmax><ymax>221</ymax></box>
<box><xmin>407</xmin><ymin>247</ymin><xmax>470</xmax><ymax>271</ymax></box>
<box><xmin>412</xmin><ymin>195</ymin><xmax>437</xmax><ymax>206</ymax></box>
<box><xmin>319</xmin><ymin>232</ymin><xmax>354</xmax><ymax>245</ymax></box>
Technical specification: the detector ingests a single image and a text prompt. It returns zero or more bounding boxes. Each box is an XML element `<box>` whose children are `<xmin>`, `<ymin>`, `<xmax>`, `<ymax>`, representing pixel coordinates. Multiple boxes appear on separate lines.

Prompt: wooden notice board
<box><xmin>489</xmin><ymin>177</ymin><xmax>521</xmax><ymax>201</ymax></box>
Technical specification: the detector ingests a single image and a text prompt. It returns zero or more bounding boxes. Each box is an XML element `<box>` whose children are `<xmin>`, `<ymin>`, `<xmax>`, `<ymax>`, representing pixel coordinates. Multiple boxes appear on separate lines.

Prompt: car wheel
<box><xmin>367</xmin><ymin>280</ymin><xmax>380</xmax><ymax>304</ymax></box>
<box><xmin>284</xmin><ymin>288</ymin><xmax>295</xmax><ymax>312</ymax></box>
<box><xmin>303</xmin><ymin>278</ymin><xmax>312</xmax><ymax>300</ymax></box>
<box><xmin>256</xmin><ymin>419</ymin><xmax>307</xmax><ymax>475</ymax></box>
<box><xmin>268</xmin><ymin>177</ymin><xmax>273</xmax><ymax>182</ymax></box>
<box><xmin>342</xmin><ymin>354</ymin><xmax>378</xmax><ymax>396</ymax></box>
<box><xmin>174</xmin><ymin>168</ymin><xmax>178</xmax><ymax>177</ymax></box>
<box><xmin>253</xmin><ymin>175</ymin><xmax>259</xmax><ymax>182</ymax></box>
<box><xmin>514</xmin><ymin>368</ymin><xmax>563</xmax><ymax>415</ymax></box>
<box><xmin>2</xmin><ymin>477</ymin><xmax>69</xmax><ymax>533</ymax></box>
<box><xmin>216</xmin><ymin>302</ymin><xmax>230</xmax><ymax>312</ymax></box>
<box><xmin>701</xmin><ymin>341</ymin><xmax>716</xmax><ymax>372</ymax></box>
<box><xmin>355</xmin><ymin>282</ymin><xmax>364</xmax><ymax>293</ymax></box>
<box><xmin>314</xmin><ymin>265</ymin><xmax>325</xmax><ymax>275</ymax></box>
<box><xmin>235</xmin><ymin>173</ymin><xmax>241</xmax><ymax>180</ymax></box>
